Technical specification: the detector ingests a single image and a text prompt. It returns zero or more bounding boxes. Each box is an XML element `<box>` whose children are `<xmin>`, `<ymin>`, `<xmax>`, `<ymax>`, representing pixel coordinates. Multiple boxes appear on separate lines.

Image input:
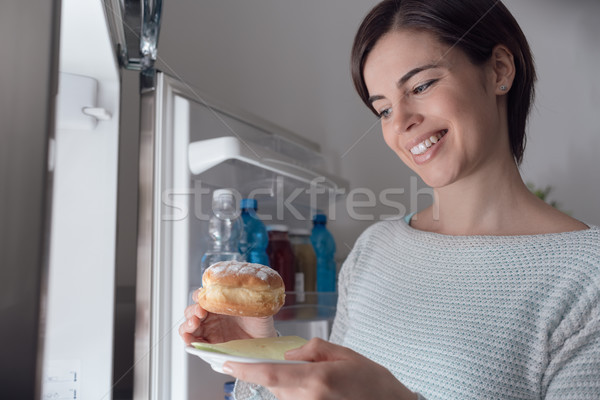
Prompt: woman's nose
<box><xmin>391</xmin><ymin>103</ymin><xmax>422</xmax><ymax>134</ymax></box>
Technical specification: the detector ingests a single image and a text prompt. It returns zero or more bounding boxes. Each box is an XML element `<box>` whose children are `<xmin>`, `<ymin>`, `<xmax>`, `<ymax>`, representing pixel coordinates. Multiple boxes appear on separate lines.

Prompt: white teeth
<box><xmin>410</xmin><ymin>130</ymin><xmax>447</xmax><ymax>155</ymax></box>
<box><xmin>410</xmin><ymin>143</ymin><xmax>427</xmax><ymax>155</ymax></box>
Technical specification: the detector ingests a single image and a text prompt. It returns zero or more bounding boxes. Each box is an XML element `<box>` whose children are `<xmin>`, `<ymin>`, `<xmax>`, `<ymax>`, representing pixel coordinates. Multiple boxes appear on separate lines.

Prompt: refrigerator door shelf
<box><xmin>188</xmin><ymin>136</ymin><xmax>348</xmax><ymax>195</ymax></box>
<box><xmin>273</xmin><ymin>291</ymin><xmax>338</xmax><ymax>341</ymax></box>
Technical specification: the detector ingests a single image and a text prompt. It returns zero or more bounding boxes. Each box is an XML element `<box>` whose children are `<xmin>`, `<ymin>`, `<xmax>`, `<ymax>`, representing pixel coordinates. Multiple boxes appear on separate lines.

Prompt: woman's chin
<box><xmin>420</xmin><ymin>172</ymin><xmax>459</xmax><ymax>190</ymax></box>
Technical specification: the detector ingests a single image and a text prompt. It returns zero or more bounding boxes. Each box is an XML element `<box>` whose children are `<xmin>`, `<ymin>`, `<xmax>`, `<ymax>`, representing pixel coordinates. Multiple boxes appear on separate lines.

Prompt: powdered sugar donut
<box><xmin>197</xmin><ymin>261</ymin><xmax>285</xmax><ymax>317</ymax></box>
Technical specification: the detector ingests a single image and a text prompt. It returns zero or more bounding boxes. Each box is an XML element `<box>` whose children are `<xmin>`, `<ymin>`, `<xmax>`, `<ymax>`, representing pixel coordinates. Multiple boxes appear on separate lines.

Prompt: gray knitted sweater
<box><xmin>236</xmin><ymin>219</ymin><xmax>600</xmax><ymax>399</ymax></box>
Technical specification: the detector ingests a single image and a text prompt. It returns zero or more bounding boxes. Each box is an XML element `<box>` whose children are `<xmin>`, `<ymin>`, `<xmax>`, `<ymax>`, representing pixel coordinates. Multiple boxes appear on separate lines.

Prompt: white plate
<box><xmin>185</xmin><ymin>346</ymin><xmax>307</xmax><ymax>374</ymax></box>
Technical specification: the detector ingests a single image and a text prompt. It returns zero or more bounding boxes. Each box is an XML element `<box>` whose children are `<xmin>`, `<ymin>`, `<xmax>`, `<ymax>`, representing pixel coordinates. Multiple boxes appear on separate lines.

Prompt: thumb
<box><xmin>284</xmin><ymin>337</ymin><xmax>351</xmax><ymax>362</ymax></box>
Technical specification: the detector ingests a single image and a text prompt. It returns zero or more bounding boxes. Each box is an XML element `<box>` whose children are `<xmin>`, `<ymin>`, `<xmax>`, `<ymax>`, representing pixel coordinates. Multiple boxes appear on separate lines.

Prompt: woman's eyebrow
<box><xmin>397</xmin><ymin>63</ymin><xmax>440</xmax><ymax>88</ymax></box>
<box><xmin>368</xmin><ymin>63</ymin><xmax>441</xmax><ymax>105</ymax></box>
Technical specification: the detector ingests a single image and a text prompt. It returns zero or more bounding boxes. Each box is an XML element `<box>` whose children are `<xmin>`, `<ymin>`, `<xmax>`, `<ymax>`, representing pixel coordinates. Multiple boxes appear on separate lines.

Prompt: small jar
<box><xmin>289</xmin><ymin>229</ymin><xmax>316</xmax><ymax>293</ymax></box>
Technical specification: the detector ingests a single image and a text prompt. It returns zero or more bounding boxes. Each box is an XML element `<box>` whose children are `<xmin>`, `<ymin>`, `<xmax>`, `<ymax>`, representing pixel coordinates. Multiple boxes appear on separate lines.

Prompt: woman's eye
<box><xmin>378</xmin><ymin>108</ymin><xmax>392</xmax><ymax>119</ymax></box>
<box><xmin>412</xmin><ymin>79</ymin><xmax>437</xmax><ymax>95</ymax></box>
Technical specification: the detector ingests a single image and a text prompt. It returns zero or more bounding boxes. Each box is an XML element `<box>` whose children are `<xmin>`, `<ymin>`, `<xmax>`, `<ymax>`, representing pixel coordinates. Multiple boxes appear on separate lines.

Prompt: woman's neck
<box><xmin>411</xmin><ymin>158</ymin><xmax>587</xmax><ymax>236</ymax></box>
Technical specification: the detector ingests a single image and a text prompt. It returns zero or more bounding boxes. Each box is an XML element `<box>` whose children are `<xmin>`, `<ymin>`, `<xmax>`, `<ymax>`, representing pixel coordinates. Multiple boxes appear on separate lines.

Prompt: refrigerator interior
<box><xmin>144</xmin><ymin>73</ymin><xmax>346</xmax><ymax>399</ymax></box>
<box><xmin>186</xmin><ymin>100</ymin><xmax>342</xmax><ymax>287</ymax></box>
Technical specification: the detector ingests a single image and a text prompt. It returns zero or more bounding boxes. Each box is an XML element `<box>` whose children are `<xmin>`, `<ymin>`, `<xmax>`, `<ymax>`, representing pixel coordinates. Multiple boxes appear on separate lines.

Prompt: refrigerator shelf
<box><xmin>188</xmin><ymin>136</ymin><xmax>348</xmax><ymax>195</ymax></box>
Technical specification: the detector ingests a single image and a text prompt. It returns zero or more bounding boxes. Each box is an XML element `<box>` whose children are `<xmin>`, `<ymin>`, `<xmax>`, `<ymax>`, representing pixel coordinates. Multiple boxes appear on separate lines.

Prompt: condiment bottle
<box><xmin>266</xmin><ymin>225</ymin><xmax>295</xmax><ymax>292</ymax></box>
<box><xmin>289</xmin><ymin>229</ymin><xmax>316</xmax><ymax>293</ymax></box>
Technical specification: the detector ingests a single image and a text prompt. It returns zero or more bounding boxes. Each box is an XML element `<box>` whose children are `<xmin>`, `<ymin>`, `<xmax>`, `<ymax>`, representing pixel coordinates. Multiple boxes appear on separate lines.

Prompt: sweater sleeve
<box><xmin>233</xmin><ymin>380</ymin><xmax>278</xmax><ymax>400</ymax></box>
<box><xmin>543</xmin><ymin>299</ymin><xmax>600</xmax><ymax>399</ymax></box>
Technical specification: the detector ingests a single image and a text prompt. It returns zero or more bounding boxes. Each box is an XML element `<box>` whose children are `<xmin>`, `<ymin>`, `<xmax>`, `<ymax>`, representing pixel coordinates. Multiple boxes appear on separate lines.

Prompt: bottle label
<box><xmin>295</xmin><ymin>272</ymin><xmax>305</xmax><ymax>302</ymax></box>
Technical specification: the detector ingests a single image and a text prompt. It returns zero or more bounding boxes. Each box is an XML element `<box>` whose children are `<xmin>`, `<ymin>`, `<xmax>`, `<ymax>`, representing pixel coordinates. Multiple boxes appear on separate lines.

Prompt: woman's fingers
<box><xmin>180</xmin><ymin>331</ymin><xmax>199</xmax><ymax>345</ymax></box>
<box><xmin>183</xmin><ymin>304</ymin><xmax>195</xmax><ymax>320</ymax></box>
<box><xmin>225</xmin><ymin>345</ymin><xmax>416</xmax><ymax>400</ymax></box>
<box><xmin>178</xmin><ymin>303</ymin><xmax>278</xmax><ymax>346</ymax></box>
<box><xmin>184</xmin><ymin>303</ymin><xmax>207</xmax><ymax>320</ymax></box>
<box><xmin>224</xmin><ymin>360</ymin><xmax>345</xmax><ymax>400</ymax></box>
<box><xmin>223</xmin><ymin>362</ymin><xmax>308</xmax><ymax>389</ymax></box>
<box><xmin>224</xmin><ymin>340</ymin><xmax>352</xmax><ymax>392</ymax></box>
<box><xmin>179</xmin><ymin>315</ymin><xmax>198</xmax><ymax>335</ymax></box>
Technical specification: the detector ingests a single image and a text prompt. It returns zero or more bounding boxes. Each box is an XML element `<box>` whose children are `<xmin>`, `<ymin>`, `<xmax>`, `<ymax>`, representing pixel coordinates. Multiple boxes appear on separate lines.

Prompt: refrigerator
<box><xmin>31</xmin><ymin>0</ymin><xmax>348</xmax><ymax>399</ymax></box>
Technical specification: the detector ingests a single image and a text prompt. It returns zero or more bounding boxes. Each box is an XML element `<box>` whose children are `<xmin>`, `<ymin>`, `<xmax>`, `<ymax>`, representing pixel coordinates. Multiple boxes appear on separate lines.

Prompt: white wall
<box><xmin>155</xmin><ymin>0</ymin><xmax>599</xmax><ymax>258</ymax></box>
<box><xmin>506</xmin><ymin>0</ymin><xmax>600</xmax><ymax>225</ymax></box>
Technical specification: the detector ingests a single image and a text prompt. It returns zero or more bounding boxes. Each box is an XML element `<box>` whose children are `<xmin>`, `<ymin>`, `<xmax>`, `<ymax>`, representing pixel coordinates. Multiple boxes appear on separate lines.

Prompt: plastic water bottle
<box><xmin>239</xmin><ymin>198</ymin><xmax>270</xmax><ymax>266</ymax></box>
<box><xmin>200</xmin><ymin>189</ymin><xmax>243</xmax><ymax>280</ymax></box>
<box><xmin>310</xmin><ymin>214</ymin><xmax>336</xmax><ymax>292</ymax></box>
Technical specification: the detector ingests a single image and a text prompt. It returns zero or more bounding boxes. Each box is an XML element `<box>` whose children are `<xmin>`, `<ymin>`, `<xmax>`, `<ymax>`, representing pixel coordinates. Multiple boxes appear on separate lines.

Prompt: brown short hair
<box><xmin>351</xmin><ymin>0</ymin><xmax>536</xmax><ymax>165</ymax></box>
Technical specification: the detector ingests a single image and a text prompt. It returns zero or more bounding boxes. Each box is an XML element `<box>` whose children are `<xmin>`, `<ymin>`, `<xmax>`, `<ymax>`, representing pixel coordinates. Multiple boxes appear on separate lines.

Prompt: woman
<box><xmin>180</xmin><ymin>0</ymin><xmax>600</xmax><ymax>398</ymax></box>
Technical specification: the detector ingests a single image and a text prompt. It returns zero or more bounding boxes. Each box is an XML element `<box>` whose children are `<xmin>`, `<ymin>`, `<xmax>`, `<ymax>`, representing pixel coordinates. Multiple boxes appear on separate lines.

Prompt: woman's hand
<box><xmin>178</xmin><ymin>288</ymin><xmax>277</xmax><ymax>345</ymax></box>
<box><xmin>223</xmin><ymin>338</ymin><xmax>417</xmax><ymax>400</ymax></box>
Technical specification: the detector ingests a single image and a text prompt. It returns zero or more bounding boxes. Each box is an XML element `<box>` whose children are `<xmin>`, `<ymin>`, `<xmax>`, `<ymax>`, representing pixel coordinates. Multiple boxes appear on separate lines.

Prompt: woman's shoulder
<box><xmin>553</xmin><ymin>224</ymin><xmax>600</xmax><ymax>267</ymax></box>
<box><xmin>526</xmin><ymin>199</ymin><xmax>590</xmax><ymax>235</ymax></box>
<box><xmin>355</xmin><ymin>217</ymin><xmax>413</xmax><ymax>243</ymax></box>
<box><xmin>544</xmin><ymin>223</ymin><xmax>600</xmax><ymax>252</ymax></box>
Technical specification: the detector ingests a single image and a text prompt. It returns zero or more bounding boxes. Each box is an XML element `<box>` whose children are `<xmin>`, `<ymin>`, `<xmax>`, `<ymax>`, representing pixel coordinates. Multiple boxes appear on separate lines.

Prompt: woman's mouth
<box><xmin>410</xmin><ymin>129</ymin><xmax>448</xmax><ymax>155</ymax></box>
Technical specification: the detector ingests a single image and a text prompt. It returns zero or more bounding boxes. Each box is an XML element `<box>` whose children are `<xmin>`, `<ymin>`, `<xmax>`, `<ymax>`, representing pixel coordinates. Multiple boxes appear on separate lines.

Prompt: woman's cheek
<box><xmin>382</xmin><ymin>130</ymin><xmax>409</xmax><ymax>165</ymax></box>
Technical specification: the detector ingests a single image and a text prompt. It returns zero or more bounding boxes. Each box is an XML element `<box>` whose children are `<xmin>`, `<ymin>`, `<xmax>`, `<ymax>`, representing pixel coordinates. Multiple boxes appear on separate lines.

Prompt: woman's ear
<box><xmin>491</xmin><ymin>44</ymin><xmax>515</xmax><ymax>95</ymax></box>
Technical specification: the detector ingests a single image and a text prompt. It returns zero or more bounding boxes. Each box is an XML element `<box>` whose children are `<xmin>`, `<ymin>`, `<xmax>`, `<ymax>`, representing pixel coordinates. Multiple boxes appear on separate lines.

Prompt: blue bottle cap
<box><xmin>312</xmin><ymin>214</ymin><xmax>327</xmax><ymax>224</ymax></box>
<box><xmin>241</xmin><ymin>198</ymin><xmax>257</xmax><ymax>210</ymax></box>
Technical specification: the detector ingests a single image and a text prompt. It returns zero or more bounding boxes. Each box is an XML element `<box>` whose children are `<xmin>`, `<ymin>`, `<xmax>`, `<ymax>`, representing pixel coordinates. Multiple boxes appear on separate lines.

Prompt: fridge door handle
<box><xmin>82</xmin><ymin>107</ymin><xmax>112</xmax><ymax>121</ymax></box>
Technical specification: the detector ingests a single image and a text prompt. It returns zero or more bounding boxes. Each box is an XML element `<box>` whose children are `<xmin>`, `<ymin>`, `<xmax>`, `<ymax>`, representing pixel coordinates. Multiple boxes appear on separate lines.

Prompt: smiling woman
<box><xmin>180</xmin><ymin>1</ymin><xmax>600</xmax><ymax>399</ymax></box>
<box><xmin>349</xmin><ymin>0</ymin><xmax>587</xmax><ymax>237</ymax></box>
